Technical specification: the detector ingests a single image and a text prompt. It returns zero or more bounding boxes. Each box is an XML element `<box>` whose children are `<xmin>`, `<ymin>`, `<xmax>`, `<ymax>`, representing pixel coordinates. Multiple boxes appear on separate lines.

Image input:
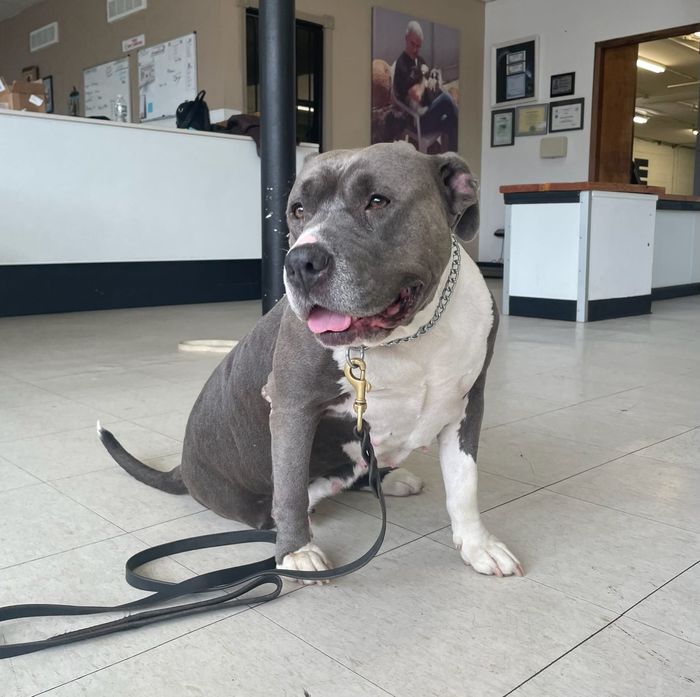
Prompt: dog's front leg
<box><xmin>438</xmin><ymin>376</ymin><xmax>523</xmax><ymax>578</ymax></box>
<box><xmin>269</xmin><ymin>404</ymin><xmax>331</xmax><ymax>582</ymax></box>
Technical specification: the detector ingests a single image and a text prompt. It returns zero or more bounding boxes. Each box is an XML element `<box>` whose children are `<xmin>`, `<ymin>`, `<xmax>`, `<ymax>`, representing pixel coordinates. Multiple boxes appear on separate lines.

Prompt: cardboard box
<box><xmin>0</xmin><ymin>76</ymin><xmax>46</xmax><ymax>112</ymax></box>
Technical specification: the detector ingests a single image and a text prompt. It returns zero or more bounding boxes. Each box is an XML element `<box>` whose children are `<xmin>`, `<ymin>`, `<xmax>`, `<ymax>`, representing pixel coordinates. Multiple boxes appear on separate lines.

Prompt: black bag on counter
<box><xmin>176</xmin><ymin>90</ymin><xmax>211</xmax><ymax>131</ymax></box>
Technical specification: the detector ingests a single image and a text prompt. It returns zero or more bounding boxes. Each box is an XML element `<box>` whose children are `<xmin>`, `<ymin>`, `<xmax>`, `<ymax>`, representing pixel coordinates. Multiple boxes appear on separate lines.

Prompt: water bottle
<box><xmin>114</xmin><ymin>94</ymin><xmax>128</xmax><ymax>122</ymax></box>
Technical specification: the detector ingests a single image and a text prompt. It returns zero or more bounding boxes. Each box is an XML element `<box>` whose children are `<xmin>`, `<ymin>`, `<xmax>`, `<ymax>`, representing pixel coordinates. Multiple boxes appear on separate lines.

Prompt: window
<box><xmin>246</xmin><ymin>9</ymin><xmax>323</xmax><ymax>146</ymax></box>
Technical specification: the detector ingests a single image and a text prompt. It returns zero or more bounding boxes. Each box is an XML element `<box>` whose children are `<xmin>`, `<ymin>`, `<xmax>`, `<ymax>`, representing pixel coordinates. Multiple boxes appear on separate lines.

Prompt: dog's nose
<box><xmin>285</xmin><ymin>244</ymin><xmax>331</xmax><ymax>292</ymax></box>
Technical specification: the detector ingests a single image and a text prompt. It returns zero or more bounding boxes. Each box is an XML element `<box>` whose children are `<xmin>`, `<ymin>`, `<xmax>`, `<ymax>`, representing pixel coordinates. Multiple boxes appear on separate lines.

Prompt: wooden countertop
<box><xmin>500</xmin><ymin>182</ymin><xmax>665</xmax><ymax>195</ymax></box>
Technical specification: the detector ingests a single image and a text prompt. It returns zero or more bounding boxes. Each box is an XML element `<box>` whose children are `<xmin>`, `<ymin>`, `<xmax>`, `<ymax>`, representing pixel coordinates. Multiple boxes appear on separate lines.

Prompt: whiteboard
<box><xmin>138</xmin><ymin>32</ymin><xmax>197</xmax><ymax>122</ymax></box>
<box><xmin>83</xmin><ymin>57</ymin><xmax>131</xmax><ymax>121</ymax></box>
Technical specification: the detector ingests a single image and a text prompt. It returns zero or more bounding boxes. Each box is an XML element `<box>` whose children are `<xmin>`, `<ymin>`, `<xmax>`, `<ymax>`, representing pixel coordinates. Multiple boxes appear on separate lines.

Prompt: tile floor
<box><xmin>0</xmin><ymin>284</ymin><xmax>699</xmax><ymax>696</ymax></box>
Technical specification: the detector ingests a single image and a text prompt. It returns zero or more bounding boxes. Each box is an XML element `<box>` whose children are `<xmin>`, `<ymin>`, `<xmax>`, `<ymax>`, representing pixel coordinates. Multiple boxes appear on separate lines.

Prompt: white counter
<box><xmin>501</xmin><ymin>183</ymin><xmax>660</xmax><ymax>322</ymax></box>
<box><xmin>0</xmin><ymin>110</ymin><xmax>317</xmax><ymax>265</ymax></box>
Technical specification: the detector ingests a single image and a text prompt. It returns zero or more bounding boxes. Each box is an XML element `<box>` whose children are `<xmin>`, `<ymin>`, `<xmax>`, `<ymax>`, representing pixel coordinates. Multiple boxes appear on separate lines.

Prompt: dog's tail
<box><xmin>97</xmin><ymin>421</ymin><xmax>188</xmax><ymax>495</ymax></box>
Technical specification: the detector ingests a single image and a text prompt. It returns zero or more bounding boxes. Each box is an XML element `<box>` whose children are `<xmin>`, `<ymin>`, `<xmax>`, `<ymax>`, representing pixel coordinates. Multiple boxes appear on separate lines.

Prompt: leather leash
<box><xmin>0</xmin><ymin>358</ymin><xmax>385</xmax><ymax>659</ymax></box>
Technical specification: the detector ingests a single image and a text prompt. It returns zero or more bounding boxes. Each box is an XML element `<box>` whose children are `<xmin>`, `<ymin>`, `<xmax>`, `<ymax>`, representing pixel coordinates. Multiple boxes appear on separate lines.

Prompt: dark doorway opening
<box><xmin>246</xmin><ymin>8</ymin><xmax>324</xmax><ymax>147</ymax></box>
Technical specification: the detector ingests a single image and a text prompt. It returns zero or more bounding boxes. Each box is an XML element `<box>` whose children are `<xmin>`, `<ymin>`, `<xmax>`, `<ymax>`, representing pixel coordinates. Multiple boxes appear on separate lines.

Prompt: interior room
<box><xmin>1</xmin><ymin>1</ymin><xmax>699</xmax><ymax>695</ymax></box>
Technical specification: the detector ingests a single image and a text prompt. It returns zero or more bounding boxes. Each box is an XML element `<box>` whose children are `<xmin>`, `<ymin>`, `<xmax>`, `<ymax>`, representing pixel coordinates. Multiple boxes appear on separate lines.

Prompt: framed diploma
<box><xmin>549</xmin><ymin>98</ymin><xmax>584</xmax><ymax>132</ymax></box>
<box><xmin>491</xmin><ymin>108</ymin><xmax>515</xmax><ymax>147</ymax></box>
<box><xmin>515</xmin><ymin>103</ymin><xmax>548</xmax><ymax>136</ymax></box>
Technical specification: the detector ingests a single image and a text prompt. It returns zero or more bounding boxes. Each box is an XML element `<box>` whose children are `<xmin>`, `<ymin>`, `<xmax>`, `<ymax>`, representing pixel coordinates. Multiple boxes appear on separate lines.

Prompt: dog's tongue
<box><xmin>307</xmin><ymin>307</ymin><xmax>352</xmax><ymax>334</ymax></box>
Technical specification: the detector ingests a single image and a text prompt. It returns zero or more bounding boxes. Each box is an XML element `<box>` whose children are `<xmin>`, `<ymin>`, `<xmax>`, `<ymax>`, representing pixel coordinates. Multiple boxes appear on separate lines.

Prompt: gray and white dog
<box><xmin>100</xmin><ymin>141</ymin><xmax>523</xmax><ymax>579</ymax></box>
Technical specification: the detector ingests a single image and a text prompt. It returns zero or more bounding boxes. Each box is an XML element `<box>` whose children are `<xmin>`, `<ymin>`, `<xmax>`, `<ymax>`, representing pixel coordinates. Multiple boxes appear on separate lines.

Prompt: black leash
<box><xmin>0</xmin><ymin>424</ymin><xmax>385</xmax><ymax>659</ymax></box>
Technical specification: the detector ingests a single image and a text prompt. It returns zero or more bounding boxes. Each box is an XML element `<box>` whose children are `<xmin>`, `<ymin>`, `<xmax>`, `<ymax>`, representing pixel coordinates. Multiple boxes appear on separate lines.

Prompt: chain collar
<box><xmin>347</xmin><ymin>235</ymin><xmax>461</xmax><ymax>361</ymax></box>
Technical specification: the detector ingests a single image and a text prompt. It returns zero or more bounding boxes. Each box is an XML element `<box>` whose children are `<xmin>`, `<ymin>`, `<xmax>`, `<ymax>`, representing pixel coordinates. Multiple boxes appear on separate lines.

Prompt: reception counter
<box><xmin>500</xmin><ymin>182</ymin><xmax>663</xmax><ymax>322</ymax></box>
<box><xmin>0</xmin><ymin>110</ymin><xmax>318</xmax><ymax>316</ymax></box>
<box><xmin>652</xmin><ymin>194</ymin><xmax>700</xmax><ymax>299</ymax></box>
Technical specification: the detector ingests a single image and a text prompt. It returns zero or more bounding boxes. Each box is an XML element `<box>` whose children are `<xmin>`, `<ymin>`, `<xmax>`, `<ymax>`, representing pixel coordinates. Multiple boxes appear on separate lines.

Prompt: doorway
<box><xmin>589</xmin><ymin>23</ymin><xmax>700</xmax><ymax>192</ymax></box>
<box><xmin>245</xmin><ymin>8</ymin><xmax>324</xmax><ymax>147</ymax></box>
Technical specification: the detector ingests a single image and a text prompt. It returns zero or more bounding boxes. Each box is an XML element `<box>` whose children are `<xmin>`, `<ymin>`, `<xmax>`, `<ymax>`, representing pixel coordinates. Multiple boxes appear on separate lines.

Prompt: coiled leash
<box><xmin>0</xmin><ymin>354</ymin><xmax>383</xmax><ymax>659</ymax></box>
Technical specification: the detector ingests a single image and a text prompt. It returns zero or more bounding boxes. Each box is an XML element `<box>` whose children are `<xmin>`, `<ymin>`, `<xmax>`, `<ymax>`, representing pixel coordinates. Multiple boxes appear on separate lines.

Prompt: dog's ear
<box><xmin>436</xmin><ymin>153</ymin><xmax>479</xmax><ymax>241</ymax></box>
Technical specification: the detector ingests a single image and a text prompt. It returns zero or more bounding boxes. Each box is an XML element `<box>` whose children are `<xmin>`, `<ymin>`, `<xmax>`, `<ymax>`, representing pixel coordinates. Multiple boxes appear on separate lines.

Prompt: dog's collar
<box><xmin>348</xmin><ymin>235</ymin><xmax>461</xmax><ymax>358</ymax></box>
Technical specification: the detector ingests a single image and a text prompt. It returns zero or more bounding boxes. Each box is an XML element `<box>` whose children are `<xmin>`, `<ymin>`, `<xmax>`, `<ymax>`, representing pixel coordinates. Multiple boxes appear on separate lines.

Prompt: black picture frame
<box><xmin>492</xmin><ymin>36</ymin><xmax>538</xmax><ymax>106</ymax></box>
<box><xmin>549</xmin><ymin>97</ymin><xmax>585</xmax><ymax>132</ymax></box>
<box><xmin>42</xmin><ymin>75</ymin><xmax>54</xmax><ymax>113</ymax></box>
<box><xmin>491</xmin><ymin>108</ymin><xmax>515</xmax><ymax>147</ymax></box>
<box><xmin>550</xmin><ymin>72</ymin><xmax>575</xmax><ymax>98</ymax></box>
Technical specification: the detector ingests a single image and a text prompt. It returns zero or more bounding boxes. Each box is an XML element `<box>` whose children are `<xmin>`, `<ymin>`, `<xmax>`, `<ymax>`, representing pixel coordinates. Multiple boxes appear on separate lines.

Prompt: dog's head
<box><xmin>283</xmin><ymin>142</ymin><xmax>479</xmax><ymax>348</ymax></box>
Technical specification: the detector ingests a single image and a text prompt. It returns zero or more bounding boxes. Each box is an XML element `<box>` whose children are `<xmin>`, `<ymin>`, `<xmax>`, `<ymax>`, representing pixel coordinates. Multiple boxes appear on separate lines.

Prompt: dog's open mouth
<box><xmin>306</xmin><ymin>284</ymin><xmax>423</xmax><ymax>344</ymax></box>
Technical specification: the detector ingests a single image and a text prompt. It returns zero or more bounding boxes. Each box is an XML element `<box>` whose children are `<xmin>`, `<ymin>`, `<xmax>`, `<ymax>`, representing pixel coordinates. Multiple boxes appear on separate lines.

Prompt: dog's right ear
<box><xmin>435</xmin><ymin>153</ymin><xmax>480</xmax><ymax>242</ymax></box>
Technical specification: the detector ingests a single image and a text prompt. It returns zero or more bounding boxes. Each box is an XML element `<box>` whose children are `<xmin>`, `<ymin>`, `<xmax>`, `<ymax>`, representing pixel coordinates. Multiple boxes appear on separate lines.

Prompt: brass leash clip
<box><xmin>344</xmin><ymin>347</ymin><xmax>371</xmax><ymax>432</ymax></box>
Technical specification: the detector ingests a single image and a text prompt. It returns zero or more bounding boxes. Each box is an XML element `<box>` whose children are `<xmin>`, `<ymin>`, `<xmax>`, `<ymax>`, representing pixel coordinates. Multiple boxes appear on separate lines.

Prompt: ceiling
<box><xmin>635</xmin><ymin>34</ymin><xmax>700</xmax><ymax>147</ymax></box>
<box><xmin>0</xmin><ymin>0</ymin><xmax>45</xmax><ymax>22</ymax></box>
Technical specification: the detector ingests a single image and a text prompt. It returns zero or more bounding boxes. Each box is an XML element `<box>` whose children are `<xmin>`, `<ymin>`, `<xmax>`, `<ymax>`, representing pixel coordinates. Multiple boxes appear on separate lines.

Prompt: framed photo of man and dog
<box><xmin>371</xmin><ymin>7</ymin><xmax>459</xmax><ymax>154</ymax></box>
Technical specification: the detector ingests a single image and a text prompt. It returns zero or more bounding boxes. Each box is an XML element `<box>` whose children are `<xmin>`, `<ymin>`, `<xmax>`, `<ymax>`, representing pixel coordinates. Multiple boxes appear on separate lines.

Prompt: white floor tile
<box><xmin>478</xmin><ymin>421</ymin><xmax>625</xmax><ymax>485</ymax></box>
<box><xmin>0</xmin><ymin>421</ymin><xmax>181</xmax><ymax>481</ymax></box>
<box><xmin>511</xmin><ymin>618</ymin><xmax>700</xmax><ymax>697</ymax></box>
<box><xmin>51</xmin><ymin>468</ymin><xmax>205</xmax><ymax>532</ymax></box>
<box><xmin>551</xmin><ymin>452</ymin><xmax>700</xmax><ymax>533</ymax></box>
<box><xmin>0</xmin><ymin>484</ymin><xmax>122</xmax><ymax>567</ymax></box>
<box><xmin>257</xmin><ymin>537</ymin><xmax>614</xmax><ymax>697</ymax></box>
<box><xmin>430</xmin><ymin>490</ymin><xmax>700</xmax><ymax>613</ymax></box>
<box><xmin>0</xmin><ymin>535</ymin><xmax>247</xmax><ymax>697</ymax></box>
<box><xmin>40</xmin><ymin>610</ymin><xmax>389</xmax><ymax>697</ymax></box>
<box><xmin>626</xmin><ymin>563</ymin><xmax>700</xmax><ymax>645</ymax></box>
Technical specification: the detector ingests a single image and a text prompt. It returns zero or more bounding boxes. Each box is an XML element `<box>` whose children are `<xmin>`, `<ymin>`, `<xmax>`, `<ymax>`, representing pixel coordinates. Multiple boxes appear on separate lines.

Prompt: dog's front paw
<box><xmin>382</xmin><ymin>469</ymin><xmax>424</xmax><ymax>496</ymax></box>
<box><xmin>455</xmin><ymin>529</ymin><xmax>523</xmax><ymax>577</ymax></box>
<box><xmin>277</xmin><ymin>543</ymin><xmax>332</xmax><ymax>585</ymax></box>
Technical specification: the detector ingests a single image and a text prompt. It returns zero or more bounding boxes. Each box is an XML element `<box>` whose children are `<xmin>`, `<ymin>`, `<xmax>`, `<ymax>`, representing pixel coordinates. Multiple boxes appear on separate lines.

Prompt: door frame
<box><xmin>589</xmin><ymin>22</ymin><xmax>700</xmax><ymax>183</ymax></box>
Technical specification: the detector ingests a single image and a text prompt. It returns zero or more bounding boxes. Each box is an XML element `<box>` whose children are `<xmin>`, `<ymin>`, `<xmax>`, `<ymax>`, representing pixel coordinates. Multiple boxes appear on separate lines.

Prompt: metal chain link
<box><xmin>380</xmin><ymin>235</ymin><xmax>461</xmax><ymax>347</ymax></box>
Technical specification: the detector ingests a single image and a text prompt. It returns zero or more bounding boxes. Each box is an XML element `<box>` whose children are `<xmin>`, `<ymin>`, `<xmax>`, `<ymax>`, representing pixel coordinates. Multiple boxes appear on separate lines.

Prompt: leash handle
<box><xmin>0</xmin><ymin>423</ymin><xmax>385</xmax><ymax>659</ymax></box>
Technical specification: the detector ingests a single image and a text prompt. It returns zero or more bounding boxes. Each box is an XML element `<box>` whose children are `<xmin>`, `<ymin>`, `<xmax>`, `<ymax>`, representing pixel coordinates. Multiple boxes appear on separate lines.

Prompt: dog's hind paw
<box><xmin>381</xmin><ymin>469</ymin><xmax>423</xmax><ymax>496</ymax></box>
<box><xmin>278</xmin><ymin>543</ymin><xmax>332</xmax><ymax>585</ymax></box>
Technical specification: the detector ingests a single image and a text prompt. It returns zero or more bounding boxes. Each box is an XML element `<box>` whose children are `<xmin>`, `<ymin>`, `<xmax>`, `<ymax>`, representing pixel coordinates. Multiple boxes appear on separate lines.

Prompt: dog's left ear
<box><xmin>436</xmin><ymin>153</ymin><xmax>479</xmax><ymax>241</ymax></box>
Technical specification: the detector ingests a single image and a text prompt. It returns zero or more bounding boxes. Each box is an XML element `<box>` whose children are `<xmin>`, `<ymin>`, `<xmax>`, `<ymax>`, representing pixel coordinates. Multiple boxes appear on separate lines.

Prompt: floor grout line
<box><xmin>500</xmin><ymin>559</ymin><xmax>700</xmax><ymax>696</ymax></box>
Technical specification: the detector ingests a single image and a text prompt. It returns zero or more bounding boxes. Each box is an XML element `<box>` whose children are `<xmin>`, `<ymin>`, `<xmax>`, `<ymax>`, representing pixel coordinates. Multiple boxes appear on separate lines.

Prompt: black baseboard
<box><xmin>0</xmin><ymin>260</ymin><xmax>261</xmax><ymax>317</ymax></box>
<box><xmin>652</xmin><ymin>283</ymin><xmax>700</xmax><ymax>300</ymax></box>
<box><xmin>477</xmin><ymin>262</ymin><xmax>503</xmax><ymax>278</ymax></box>
<box><xmin>587</xmin><ymin>295</ymin><xmax>651</xmax><ymax>321</ymax></box>
<box><xmin>509</xmin><ymin>296</ymin><xmax>577</xmax><ymax>321</ymax></box>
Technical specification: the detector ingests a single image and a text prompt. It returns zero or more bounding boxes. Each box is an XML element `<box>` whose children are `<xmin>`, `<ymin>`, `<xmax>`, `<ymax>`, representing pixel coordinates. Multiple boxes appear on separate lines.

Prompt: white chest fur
<box><xmin>331</xmin><ymin>248</ymin><xmax>494</xmax><ymax>465</ymax></box>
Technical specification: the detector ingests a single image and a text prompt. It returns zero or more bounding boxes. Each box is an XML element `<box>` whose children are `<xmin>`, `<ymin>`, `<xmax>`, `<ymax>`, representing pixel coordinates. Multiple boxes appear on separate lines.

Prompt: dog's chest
<box><xmin>330</xmin><ymin>262</ymin><xmax>493</xmax><ymax>462</ymax></box>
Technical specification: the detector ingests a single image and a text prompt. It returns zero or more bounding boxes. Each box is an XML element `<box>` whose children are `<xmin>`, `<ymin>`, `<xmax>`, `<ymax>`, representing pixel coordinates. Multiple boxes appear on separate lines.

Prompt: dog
<box><xmin>100</xmin><ymin>141</ymin><xmax>522</xmax><ymax>579</ymax></box>
<box><xmin>424</xmin><ymin>67</ymin><xmax>443</xmax><ymax>103</ymax></box>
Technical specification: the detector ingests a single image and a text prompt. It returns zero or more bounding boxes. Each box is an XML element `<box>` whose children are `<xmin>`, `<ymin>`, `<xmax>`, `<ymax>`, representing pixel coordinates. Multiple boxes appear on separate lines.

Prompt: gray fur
<box><xmin>100</xmin><ymin>142</ymin><xmax>483</xmax><ymax>563</ymax></box>
<box><xmin>458</xmin><ymin>293</ymin><xmax>499</xmax><ymax>459</ymax></box>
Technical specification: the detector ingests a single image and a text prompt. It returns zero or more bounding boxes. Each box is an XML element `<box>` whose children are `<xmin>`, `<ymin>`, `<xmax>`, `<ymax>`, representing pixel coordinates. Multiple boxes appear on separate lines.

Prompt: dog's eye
<box><xmin>367</xmin><ymin>194</ymin><xmax>389</xmax><ymax>210</ymax></box>
<box><xmin>291</xmin><ymin>203</ymin><xmax>304</xmax><ymax>220</ymax></box>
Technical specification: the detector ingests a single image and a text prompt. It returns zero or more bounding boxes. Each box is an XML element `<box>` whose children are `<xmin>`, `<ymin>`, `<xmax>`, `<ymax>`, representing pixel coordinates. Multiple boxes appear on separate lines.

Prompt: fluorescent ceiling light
<box><xmin>637</xmin><ymin>57</ymin><xmax>666</xmax><ymax>73</ymax></box>
<box><xmin>633</xmin><ymin>114</ymin><xmax>649</xmax><ymax>124</ymax></box>
<box><xmin>297</xmin><ymin>105</ymin><xmax>314</xmax><ymax>112</ymax></box>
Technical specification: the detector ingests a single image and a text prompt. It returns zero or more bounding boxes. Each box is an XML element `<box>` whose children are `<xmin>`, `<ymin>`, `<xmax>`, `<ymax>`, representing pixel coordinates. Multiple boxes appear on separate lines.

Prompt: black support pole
<box><xmin>260</xmin><ymin>0</ymin><xmax>296</xmax><ymax>314</ymax></box>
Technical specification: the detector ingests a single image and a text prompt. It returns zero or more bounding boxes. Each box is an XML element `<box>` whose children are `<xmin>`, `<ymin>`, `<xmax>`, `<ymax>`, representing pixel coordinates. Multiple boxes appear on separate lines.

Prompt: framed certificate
<box><xmin>549</xmin><ymin>98</ymin><xmax>584</xmax><ymax>132</ymax></box>
<box><xmin>515</xmin><ymin>103</ymin><xmax>548</xmax><ymax>136</ymax></box>
<box><xmin>491</xmin><ymin>108</ymin><xmax>515</xmax><ymax>147</ymax></box>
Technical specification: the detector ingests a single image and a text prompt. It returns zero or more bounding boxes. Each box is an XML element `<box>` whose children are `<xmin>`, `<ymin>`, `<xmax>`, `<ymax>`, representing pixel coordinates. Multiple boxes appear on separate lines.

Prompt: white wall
<box><xmin>633</xmin><ymin>138</ymin><xmax>696</xmax><ymax>195</ymax></box>
<box><xmin>0</xmin><ymin>111</ymin><xmax>317</xmax><ymax>265</ymax></box>
<box><xmin>479</xmin><ymin>0</ymin><xmax>700</xmax><ymax>262</ymax></box>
